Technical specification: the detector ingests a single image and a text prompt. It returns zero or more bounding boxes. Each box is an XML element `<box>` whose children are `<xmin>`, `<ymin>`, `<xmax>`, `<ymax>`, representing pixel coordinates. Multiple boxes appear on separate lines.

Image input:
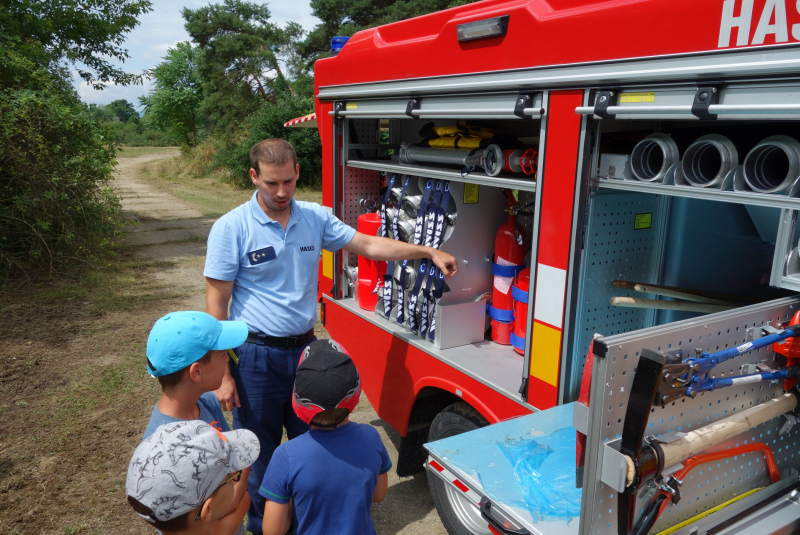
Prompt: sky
<box><xmin>75</xmin><ymin>0</ymin><xmax>319</xmax><ymax>107</ymax></box>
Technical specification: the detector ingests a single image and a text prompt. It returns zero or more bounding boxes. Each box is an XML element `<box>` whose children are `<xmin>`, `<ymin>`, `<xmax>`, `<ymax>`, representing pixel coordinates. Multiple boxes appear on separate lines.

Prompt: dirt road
<box><xmin>115</xmin><ymin>153</ymin><xmax>448</xmax><ymax>534</ymax></box>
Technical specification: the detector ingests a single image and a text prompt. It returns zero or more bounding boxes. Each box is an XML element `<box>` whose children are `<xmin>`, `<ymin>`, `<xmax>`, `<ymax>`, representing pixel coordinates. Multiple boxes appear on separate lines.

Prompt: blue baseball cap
<box><xmin>146</xmin><ymin>311</ymin><xmax>249</xmax><ymax>377</ymax></box>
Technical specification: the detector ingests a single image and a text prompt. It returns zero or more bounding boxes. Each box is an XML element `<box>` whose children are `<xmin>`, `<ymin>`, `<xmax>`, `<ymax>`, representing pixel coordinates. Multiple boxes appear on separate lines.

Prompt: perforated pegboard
<box><xmin>579</xmin><ymin>297</ymin><xmax>800</xmax><ymax>535</ymax></box>
<box><xmin>342</xmin><ymin>119</ymin><xmax>382</xmax><ymax>268</ymax></box>
<box><xmin>567</xmin><ymin>192</ymin><xmax>668</xmax><ymax>401</ymax></box>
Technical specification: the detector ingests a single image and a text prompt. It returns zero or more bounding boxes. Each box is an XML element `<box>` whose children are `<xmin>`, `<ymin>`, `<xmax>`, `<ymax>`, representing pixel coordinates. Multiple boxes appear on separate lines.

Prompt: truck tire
<box><xmin>427</xmin><ymin>402</ymin><xmax>490</xmax><ymax>535</ymax></box>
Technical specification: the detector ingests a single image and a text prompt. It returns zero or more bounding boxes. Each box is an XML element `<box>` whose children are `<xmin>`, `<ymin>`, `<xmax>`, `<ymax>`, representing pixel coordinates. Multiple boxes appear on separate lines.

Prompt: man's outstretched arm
<box><xmin>343</xmin><ymin>232</ymin><xmax>459</xmax><ymax>279</ymax></box>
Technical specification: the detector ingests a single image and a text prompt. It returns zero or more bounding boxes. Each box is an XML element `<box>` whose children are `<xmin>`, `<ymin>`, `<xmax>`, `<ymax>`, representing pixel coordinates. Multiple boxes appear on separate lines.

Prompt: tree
<box><xmin>0</xmin><ymin>0</ymin><xmax>153</xmax><ymax>88</ymax></box>
<box><xmin>218</xmin><ymin>86</ymin><xmax>322</xmax><ymax>189</ymax></box>
<box><xmin>0</xmin><ymin>0</ymin><xmax>151</xmax><ymax>275</ymax></box>
<box><xmin>182</xmin><ymin>0</ymin><xmax>303</xmax><ymax>136</ymax></box>
<box><xmin>299</xmin><ymin>0</ymin><xmax>479</xmax><ymax>64</ymax></box>
<box><xmin>108</xmin><ymin>99</ymin><xmax>139</xmax><ymax>122</ymax></box>
<box><xmin>138</xmin><ymin>42</ymin><xmax>205</xmax><ymax>146</ymax></box>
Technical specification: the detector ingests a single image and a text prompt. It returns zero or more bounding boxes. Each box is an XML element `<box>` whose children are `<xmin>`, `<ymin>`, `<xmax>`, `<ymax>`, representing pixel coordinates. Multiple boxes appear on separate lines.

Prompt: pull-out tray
<box><xmin>424</xmin><ymin>402</ymin><xmax>581</xmax><ymax>535</ymax></box>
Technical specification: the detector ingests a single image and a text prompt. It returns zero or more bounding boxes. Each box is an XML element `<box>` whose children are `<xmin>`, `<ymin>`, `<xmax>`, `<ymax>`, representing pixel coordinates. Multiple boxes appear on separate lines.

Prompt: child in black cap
<box><xmin>259</xmin><ymin>339</ymin><xmax>391</xmax><ymax>535</ymax></box>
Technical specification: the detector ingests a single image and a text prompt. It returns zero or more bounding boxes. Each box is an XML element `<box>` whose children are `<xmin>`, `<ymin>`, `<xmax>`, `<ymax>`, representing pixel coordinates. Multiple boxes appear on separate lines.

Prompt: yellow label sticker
<box><xmin>635</xmin><ymin>213</ymin><xmax>652</xmax><ymax>230</ymax></box>
<box><xmin>463</xmin><ymin>184</ymin><xmax>479</xmax><ymax>204</ymax></box>
<box><xmin>345</xmin><ymin>103</ymin><xmax>358</xmax><ymax>110</ymax></box>
<box><xmin>322</xmin><ymin>250</ymin><xmax>333</xmax><ymax>279</ymax></box>
<box><xmin>620</xmin><ymin>92</ymin><xmax>656</xmax><ymax>103</ymax></box>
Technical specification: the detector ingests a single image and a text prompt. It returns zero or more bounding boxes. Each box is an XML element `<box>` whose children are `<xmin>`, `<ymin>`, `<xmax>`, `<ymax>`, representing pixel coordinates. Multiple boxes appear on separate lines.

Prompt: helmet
<box><xmin>292</xmin><ymin>339</ymin><xmax>361</xmax><ymax>425</ymax></box>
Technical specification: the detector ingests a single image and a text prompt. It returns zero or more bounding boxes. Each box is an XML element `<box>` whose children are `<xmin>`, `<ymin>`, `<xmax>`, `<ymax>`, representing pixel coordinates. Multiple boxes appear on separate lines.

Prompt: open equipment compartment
<box><xmin>563</xmin><ymin>81</ymin><xmax>800</xmax><ymax>404</ymax></box>
<box><xmin>329</xmin><ymin>92</ymin><xmax>544</xmax><ymax>405</ymax></box>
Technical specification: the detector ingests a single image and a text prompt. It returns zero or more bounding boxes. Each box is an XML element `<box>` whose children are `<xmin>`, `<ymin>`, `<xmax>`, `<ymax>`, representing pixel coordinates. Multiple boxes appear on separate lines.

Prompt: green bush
<box><xmin>218</xmin><ymin>89</ymin><xmax>321</xmax><ymax>189</ymax></box>
<box><xmin>0</xmin><ymin>88</ymin><xmax>122</xmax><ymax>276</ymax></box>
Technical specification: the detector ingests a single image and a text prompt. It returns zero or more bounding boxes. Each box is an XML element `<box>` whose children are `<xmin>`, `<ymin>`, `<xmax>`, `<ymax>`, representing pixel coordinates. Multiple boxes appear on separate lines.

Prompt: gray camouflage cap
<box><xmin>126</xmin><ymin>420</ymin><xmax>259</xmax><ymax>523</ymax></box>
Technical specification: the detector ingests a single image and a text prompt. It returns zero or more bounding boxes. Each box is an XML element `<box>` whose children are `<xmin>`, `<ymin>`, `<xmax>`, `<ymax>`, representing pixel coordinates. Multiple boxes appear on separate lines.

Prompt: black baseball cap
<box><xmin>292</xmin><ymin>339</ymin><xmax>361</xmax><ymax>424</ymax></box>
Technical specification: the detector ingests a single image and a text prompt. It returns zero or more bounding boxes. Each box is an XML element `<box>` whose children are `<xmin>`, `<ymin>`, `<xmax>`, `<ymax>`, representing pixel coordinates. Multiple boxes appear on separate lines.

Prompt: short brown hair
<box><xmin>157</xmin><ymin>351</ymin><xmax>213</xmax><ymax>390</ymax></box>
<box><xmin>250</xmin><ymin>139</ymin><xmax>297</xmax><ymax>175</ymax></box>
<box><xmin>128</xmin><ymin>495</ymin><xmax>191</xmax><ymax>530</ymax></box>
<box><xmin>310</xmin><ymin>408</ymin><xmax>350</xmax><ymax>427</ymax></box>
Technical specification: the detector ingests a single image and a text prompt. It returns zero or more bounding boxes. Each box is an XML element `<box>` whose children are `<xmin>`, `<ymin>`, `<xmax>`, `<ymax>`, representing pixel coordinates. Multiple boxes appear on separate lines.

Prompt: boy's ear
<box><xmin>187</xmin><ymin>361</ymin><xmax>203</xmax><ymax>383</ymax></box>
<box><xmin>199</xmin><ymin>496</ymin><xmax>215</xmax><ymax>522</ymax></box>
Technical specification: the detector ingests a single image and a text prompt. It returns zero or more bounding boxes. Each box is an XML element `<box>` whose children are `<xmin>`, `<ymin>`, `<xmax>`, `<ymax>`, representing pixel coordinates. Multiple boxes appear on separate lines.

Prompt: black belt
<box><xmin>245</xmin><ymin>329</ymin><xmax>314</xmax><ymax>349</ymax></box>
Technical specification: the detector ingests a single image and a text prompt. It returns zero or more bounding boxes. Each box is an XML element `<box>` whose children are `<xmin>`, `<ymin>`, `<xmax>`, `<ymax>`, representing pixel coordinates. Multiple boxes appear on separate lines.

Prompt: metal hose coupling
<box><xmin>631</xmin><ymin>133</ymin><xmax>680</xmax><ymax>182</ymax></box>
<box><xmin>743</xmin><ymin>135</ymin><xmax>800</xmax><ymax>194</ymax></box>
<box><xmin>681</xmin><ymin>134</ymin><xmax>738</xmax><ymax>188</ymax></box>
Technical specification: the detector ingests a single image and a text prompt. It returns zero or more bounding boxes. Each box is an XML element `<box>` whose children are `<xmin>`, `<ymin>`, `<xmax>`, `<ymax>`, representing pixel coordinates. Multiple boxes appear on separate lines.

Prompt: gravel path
<box><xmin>115</xmin><ymin>152</ymin><xmax>448</xmax><ymax>535</ymax></box>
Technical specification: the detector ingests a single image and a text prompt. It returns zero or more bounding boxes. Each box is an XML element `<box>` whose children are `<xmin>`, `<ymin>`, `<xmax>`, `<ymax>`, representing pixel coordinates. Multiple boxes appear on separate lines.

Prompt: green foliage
<box><xmin>107</xmin><ymin>99</ymin><xmax>139</xmax><ymax>122</ymax></box>
<box><xmin>218</xmin><ymin>89</ymin><xmax>321</xmax><ymax>189</ymax></box>
<box><xmin>0</xmin><ymin>87</ymin><xmax>122</xmax><ymax>276</ymax></box>
<box><xmin>138</xmin><ymin>41</ymin><xmax>205</xmax><ymax>146</ymax></box>
<box><xmin>0</xmin><ymin>0</ymin><xmax>151</xmax><ymax>277</ymax></box>
<box><xmin>182</xmin><ymin>0</ymin><xmax>304</xmax><ymax>137</ymax></box>
<box><xmin>0</xmin><ymin>0</ymin><xmax>153</xmax><ymax>88</ymax></box>
<box><xmin>299</xmin><ymin>0</ymin><xmax>479</xmax><ymax>63</ymax></box>
<box><xmin>87</xmin><ymin>101</ymin><xmax>177</xmax><ymax>146</ymax></box>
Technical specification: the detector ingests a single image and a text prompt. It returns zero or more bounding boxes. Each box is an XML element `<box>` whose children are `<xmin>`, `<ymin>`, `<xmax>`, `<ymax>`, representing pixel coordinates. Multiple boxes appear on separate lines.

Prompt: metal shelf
<box><xmin>346</xmin><ymin>159</ymin><xmax>537</xmax><ymax>192</ymax></box>
<box><xmin>591</xmin><ymin>177</ymin><xmax>800</xmax><ymax>210</ymax></box>
<box><xmin>328</xmin><ymin>296</ymin><xmax>531</xmax><ymax>408</ymax></box>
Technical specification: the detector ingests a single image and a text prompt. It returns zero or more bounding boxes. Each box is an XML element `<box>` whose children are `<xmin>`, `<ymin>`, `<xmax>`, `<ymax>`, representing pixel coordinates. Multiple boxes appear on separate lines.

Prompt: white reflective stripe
<box><xmin>323</xmin><ymin>206</ymin><xmax>333</xmax><ymax>215</ymax></box>
<box><xmin>425</xmin><ymin>457</ymin><xmax>483</xmax><ymax>505</ymax></box>
<box><xmin>533</xmin><ymin>264</ymin><xmax>567</xmax><ymax>328</ymax></box>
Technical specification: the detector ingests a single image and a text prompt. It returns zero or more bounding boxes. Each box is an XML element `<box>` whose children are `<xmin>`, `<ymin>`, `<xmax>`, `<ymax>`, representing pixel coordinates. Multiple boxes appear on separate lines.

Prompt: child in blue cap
<box><xmin>142</xmin><ymin>311</ymin><xmax>250</xmax><ymax>535</ymax></box>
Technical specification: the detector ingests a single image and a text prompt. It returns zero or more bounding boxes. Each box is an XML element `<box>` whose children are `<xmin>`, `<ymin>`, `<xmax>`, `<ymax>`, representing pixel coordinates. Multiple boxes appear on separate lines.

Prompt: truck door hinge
<box><xmin>405</xmin><ymin>98</ymin><xmax>421</xmax><ymax>117</ymax></box>
<box><xmin>593</xmin><ymin>88</ymin><xmax>620</xmax><ymax>120</ymax></box>
<box><xmin>518</xmin><ymin>377</ymin><xmax>528</xmax><ymax>398</ymax></box>
<box><xmin>692</xmin><ymin>84</ymin><xmax>723</xmax><ymax>120</ymax></box>
<box><xmin>514</xmin><ymin>93</ymin><xmax>534</xmax><ymax>119</ymax></box>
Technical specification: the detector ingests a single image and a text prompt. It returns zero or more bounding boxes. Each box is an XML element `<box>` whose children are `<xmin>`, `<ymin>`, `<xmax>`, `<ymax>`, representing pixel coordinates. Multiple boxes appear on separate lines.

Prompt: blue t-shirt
<box><xmin>203</xmin><ymin>193</ymin><xmax>356</xmax><ymax>336</ymax></box>
<box><xmin>259</xmin><ymin>422</ymin><xmax>392</xmax><ymax>535</ymax></box>
<box><xmin>142</xmin><ymin>392</ymin><xmax>230</xmax><ymax>440</ymax></box>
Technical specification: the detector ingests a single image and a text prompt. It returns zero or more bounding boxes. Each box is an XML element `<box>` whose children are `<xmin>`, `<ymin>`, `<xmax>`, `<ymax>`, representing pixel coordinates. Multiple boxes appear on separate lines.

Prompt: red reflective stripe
<box><xmin>488</xmin><ymin>525</ymin><xmax>502</xmax><ymax>535</ymax></box>
<box><xmin>429</xmin><ymin>460</ymin><xmax>444</xmax><ymax>472</ymax></box>
<box><xmin>453</xmin><ymin>479</ymin><xmax>470</xmax><ymax>493</ymax></box>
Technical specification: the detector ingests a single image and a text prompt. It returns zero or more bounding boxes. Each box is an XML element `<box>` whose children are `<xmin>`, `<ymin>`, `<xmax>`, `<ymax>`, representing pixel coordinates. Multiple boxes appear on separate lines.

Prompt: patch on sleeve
<box><xmin>248</xmin><ymin>246</ymin><xmax>276</xmax><ymax>265</ymax></box>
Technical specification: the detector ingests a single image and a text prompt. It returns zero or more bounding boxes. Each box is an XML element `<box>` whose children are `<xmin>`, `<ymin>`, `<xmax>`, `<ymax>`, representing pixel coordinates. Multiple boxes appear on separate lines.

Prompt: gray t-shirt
<box><xmin>143</xmin><ymin>392</ymin><xmax>244</xmax><ymax>535</ymax></box>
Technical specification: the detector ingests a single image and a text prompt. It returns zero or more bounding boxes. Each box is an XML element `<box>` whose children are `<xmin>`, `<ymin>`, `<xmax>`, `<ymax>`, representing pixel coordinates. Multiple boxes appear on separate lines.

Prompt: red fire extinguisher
<box><xmin>490</xmin><ymin>190</ymin><xmax>528</xmax><ymax>345</ymax></box>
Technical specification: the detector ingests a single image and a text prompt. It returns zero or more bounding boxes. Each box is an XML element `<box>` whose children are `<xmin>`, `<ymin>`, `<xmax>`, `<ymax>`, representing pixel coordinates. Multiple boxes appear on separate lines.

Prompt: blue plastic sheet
<box><xmin>427</xmin><ymin>403</ymin><xmax>582</xmax><ymax>524</ymax></box>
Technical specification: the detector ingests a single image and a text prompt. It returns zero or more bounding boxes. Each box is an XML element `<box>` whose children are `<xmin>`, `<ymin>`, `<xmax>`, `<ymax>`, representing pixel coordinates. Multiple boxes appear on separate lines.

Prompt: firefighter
<box><xmin>203</xmin><ymin>138</ymin><xmax>458</xmax><ymax>534</ymax></box>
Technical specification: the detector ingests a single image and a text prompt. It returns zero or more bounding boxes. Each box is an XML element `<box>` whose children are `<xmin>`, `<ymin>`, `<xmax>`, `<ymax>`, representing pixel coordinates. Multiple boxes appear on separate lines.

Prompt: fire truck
<box><xmin>291</xmin><ymin>1</ymin><xmax>800</xmax><ymax>533</ymax></box>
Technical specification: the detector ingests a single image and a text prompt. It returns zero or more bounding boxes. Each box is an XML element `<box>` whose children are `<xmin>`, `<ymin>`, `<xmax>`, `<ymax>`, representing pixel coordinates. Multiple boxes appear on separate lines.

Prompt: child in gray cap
<box><xmin>127</xmin><ymin>420</ymin><xmax>260</xmax><ymax>534</ymax></box>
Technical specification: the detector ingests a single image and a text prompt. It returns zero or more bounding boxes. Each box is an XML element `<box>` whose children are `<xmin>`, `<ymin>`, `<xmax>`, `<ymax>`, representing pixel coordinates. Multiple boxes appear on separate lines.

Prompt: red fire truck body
<box><xmin>304</xmin><ymin>2</ymin><xmax>800</xmax><ymax>533</ymax></box>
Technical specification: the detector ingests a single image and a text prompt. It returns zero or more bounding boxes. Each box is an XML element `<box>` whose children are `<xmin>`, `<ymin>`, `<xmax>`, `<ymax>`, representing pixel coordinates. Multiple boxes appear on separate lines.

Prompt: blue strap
<box><xmin>511</xmin><ymin>284</ymin><xmax>528</xmax><ymax>304</ymax></box>
<box><xmin>509</xmin><ymin>331</ymin><xmax>525</xmax><ymax>351</ymax></box>
<box><xmin>486</xmin><ymin>304</ymin><xmax>515</xmax><ymax>323</ymax></box>
<box><xmin>491</xmin><ymin>262</ymin><xmax>525</xmax><ymax>278</ymax></box>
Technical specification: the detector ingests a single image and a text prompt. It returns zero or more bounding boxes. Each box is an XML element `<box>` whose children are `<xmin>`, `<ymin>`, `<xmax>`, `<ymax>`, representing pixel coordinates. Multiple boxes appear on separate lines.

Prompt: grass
<box><xmin>115</xmin><ymin>146</ymin><xmax>179</xmax><ymax>158</ymax></box>
<box><xmin>138</xmin><ymin>153</ymin><xmax>322</xmax><ymax>218</ymax></box>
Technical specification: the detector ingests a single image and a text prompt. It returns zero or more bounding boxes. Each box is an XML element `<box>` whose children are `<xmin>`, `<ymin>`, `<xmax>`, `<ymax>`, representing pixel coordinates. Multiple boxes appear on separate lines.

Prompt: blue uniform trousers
<box><xmin>230</xmin><ymin>337</ymin><xmax>314</xmax><ymax>533</ymax></box>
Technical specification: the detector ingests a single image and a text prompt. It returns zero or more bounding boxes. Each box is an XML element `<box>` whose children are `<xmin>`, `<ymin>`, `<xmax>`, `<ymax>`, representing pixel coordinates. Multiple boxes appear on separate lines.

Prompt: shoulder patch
<box><xmin>248</xmin><ymin>246</ymin><xmax>276</xmax><ymax>265</ymax></box>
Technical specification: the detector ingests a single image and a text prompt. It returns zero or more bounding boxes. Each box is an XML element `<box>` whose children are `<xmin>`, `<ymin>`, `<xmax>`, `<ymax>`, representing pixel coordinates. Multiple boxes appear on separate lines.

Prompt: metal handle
<box><xmin>479</xmin><ymin>500</ymin><xmax>530</xmax><ymax>535</ymax></box>
<box><xmin>576</xmin><ymin>104</ymin><xmax>800</xmax><ymax>116</ymax></box>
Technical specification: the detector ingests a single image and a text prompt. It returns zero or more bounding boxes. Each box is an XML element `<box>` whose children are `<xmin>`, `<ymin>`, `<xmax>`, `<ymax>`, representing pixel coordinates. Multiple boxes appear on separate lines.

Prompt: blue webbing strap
<box><xmin>424</xmin><ymin>181</ymin><xmax>451</xmax><ymax>340</ymax></box>
<box><xmin>397</xmin><ymin>179</ymin><xmax>432</xmax><ymax>325</ymax></box>
<box><xmin>381</xmin><ymin>175</ymin><xmax>410</xmax><ymax>318</ymax></box>
<box><xmin>428</xmin><ymin>269</ymin><xmax>447</xmax><ymax>341</ymax></box>
<box><xmin>419</xmin><ymin>182</ymin><xmax>444</xmax><ymax>337</ymax></box>
<box><xmin>492</xmin><ymin>262</ymin><xmax>525</xmax><ymax>278</ymax></box>
<box><xmin>486</xmin><ymin>304</ymin><xmax>515</xmax><ymax>322</ymax></box>
<box><xmin>408</xmin><ymin>180</ymin><xmax>439</xmax><ymax>333</ymax></box>
<box><xmin>511</xmin><ymin>284</ymin><xmax>528</xmax><ymax>303</ymax></box>
<box><xmin>509</xmin><ymin>331</ymin><xmax>525</xmax><ymax>351</ymax></box>
<box><xmin>373</xmin><ymin>174</ymin><xmax>396</xmax><ymax>295</ymax></box>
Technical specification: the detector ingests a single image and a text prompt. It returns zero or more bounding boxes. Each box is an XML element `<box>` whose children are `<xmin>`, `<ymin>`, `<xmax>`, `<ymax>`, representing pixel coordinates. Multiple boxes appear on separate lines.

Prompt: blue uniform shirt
<box><xmin>204</xmin><ymin>192</ymin><xmax>355</xmax><ymax>336</ymax></box>
<box><xmin>259</xmin><ymin>422</ymin><xmax>392</xmax><ymax>535</ymax></box>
